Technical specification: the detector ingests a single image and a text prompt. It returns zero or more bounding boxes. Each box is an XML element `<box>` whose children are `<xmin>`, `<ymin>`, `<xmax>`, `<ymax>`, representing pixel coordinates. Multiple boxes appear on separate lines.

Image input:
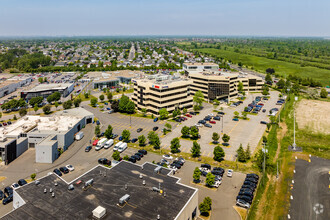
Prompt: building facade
<box><xmin>21</xmin><ymin>83</ymin><xmax>74</xmax><ymax>100</ymax></box>
<box><xmin>132</xmin><ymin>75</ymin><xmax>193</xmax><ymax>115</ymax></box>
<box><xmin>183</xmin><ymin>62</ymin><xmax>219</xmax><ymax>72</ymax></box>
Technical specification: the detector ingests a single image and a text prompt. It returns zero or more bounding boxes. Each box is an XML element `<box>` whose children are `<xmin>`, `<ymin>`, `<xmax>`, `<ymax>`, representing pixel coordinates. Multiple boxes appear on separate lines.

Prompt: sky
<box><xmin>0</xmin><ymin>0</ymin><xmax>329</xmax><ymax>37</ymax></box>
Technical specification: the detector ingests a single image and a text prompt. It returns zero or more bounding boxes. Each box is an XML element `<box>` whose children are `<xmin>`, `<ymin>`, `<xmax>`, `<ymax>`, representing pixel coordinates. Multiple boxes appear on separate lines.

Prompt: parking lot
<box><xmin>161</xmin><ymin>90</ymin><xmax>279</xmax><ymax>160</ymax></box>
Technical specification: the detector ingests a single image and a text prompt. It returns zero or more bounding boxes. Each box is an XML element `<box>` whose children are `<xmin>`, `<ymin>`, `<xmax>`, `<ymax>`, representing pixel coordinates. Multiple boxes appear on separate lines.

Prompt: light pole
<box><xmin>262</xmin><ymin>142</ymin><xmax>268</xmax><ymax>184</ymax></box>
<box><xmin>221</xmin><ymin>115</ymin><xmax>224</xmax><ymax>134</ymax></box>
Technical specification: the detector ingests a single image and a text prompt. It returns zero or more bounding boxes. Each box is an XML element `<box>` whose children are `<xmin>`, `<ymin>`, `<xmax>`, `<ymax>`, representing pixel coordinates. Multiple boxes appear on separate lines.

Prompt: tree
<box><xmin>270</xmin><ymin>116</ymin><xmax>276</xmax><ymax>124</ymax></box>
<box><xmin>222</xmin><ymin>134</ymin><xmax>230</xmax><ymax>143</ymax></box>
<box><xmin>193</xmin><ymin>105</ymin><xmax>200</xmax><ymax>111</ymax></box>
<box><xmin>34</xmin><ymin>104</ymin><xmax>39</xmax><ymax>114</ymax></box>
<box><xmin>234</xmin><ymin>111</ymin><xmax>239</xmax><ymax>118</ymax></box>
<box><xmin>38</xmin><ymin>77</ymin><xmax>43</xmax><ymax>83</ymax></box>
<box><xmin>111</xmin><ymin>100</ymin><xmax>119</xmax><ymax>112</ymax></box>
<box><xmin>277</xmin><ymin>79</ymin><xmax>285</xmax><ymax>89</ymax></box>
<box><xmin>193</xmin><ymin>90</ymin><xmax>204</xmax><ymax>107</ymax></box>
<box><xmin>245</xmin><ymin>144</ymin><xmax>251</xmax><ymax>160</ymax></box>
<box><xmin>138</xmin><ymin>135</ymin><xmax>146</xmax><ymax>146</ymax></box>
<box><xmin>181</xmin><ymin>126</ymin><xmax>190</xmax><ymax>137</ymax></box>
<box><xmin>19</xmin><ymin>108</ymin><xmax>27</xmax><ymax>117</ymax></box>
<box><xmin>191</xmin><ymin>141</ymin><xmax>201</xmax><ymax>157</ymax></box>
<box><xmin>99</xmin><ymin>94</ymin><xmax>105</xmax><ymax>102</ymax></box>
<box><xmin>0</xmin><ymin>112</ymin><xmax>2</xmax><ymax>120</ymax></box>
<box><xmin>262</xmin><ymin>86</ymin><xmax>270</xmax><ymax>95</ymax></box>
<box><xmin>238</xmin><ymin>81</ymin><xmax>244</xmax><ymax>92</ymax></box>
<box><xmin>107</xmin><ymin>92</ymin><xmax>113</xmax><ymax>101</ymax></box>
<box><xmin>265</xmin><ymin>73</ymin><xmax>272</xmax><ymax>82</ymax></box>
<box><xmin>74</xmin><ymin>98</ymin><xmax>81</xmax><ymax>107</ymax></box>
<box><xmin>204</xmin><ymin>197</ymin><xmax>212</xmax><ymax>210</ymax></box>
<box><xmin>104</xmin><ymin>125</ymin><xmax>113</xmax><ymax>139</ymax></box>
<box><xmin>112</xmin><ymin>151</ymin><xmax>121</xmax><ymax>161</ymax></box>
<box><xmin>255</xmin><ymin>148</ymin><xmax>270</xmax><ymax>172</ymax></box>
<box><xmin>237</xmin><ymin>144</ymin><xmax>246</xmax><ymax>162</ymax></box>
<box><xmin>126</xmin><ymin>101</ymin><xmax>135</xmax><ymax>114</ymax></box>
<box><xmin>84</xmin><ymin>93</ymin><xmax>89</xmax><ymax>99</ymax></box>
<box><xmin>266</xmin><ymin>68</ymin><xmax>275</xmax><ymax>74</ymax></box>
<box><xmin>241</xmin><ymin>111</ymin><xmax>248</xmax><ymax>119</ymax></box>
<box><xmin>118</xmin><ymin>95</ymin><xmax>129</xmax><ymax>112</ymax></box>
<box><xmin>183</xmin><ymin>108</ymin><xmax>187</xmax><ymax>114</ymax></box>
<box><xmin>206</xmin><ymin>173</ymin><xmax>215</xmax><ymax>186</ymax></box>
<box><xmin>148</xmin><ymin>131</ymin><xmax>157</xmax><ymax>145</ymax></box>
<box><xmin>123</xmin><ymin>155</ymin><xmax>130</xmax><ymax>161</ymax></box>
<box><xmin>190</xmin><ymin>126</ymin><xmax>199</xmax><ymax>139</ymax></box>
<box><xmin>13</xmin><ymin>114</ymin><xmax>17</xmax><ymax>120</ymax></box>
<box><xmin>63</xmin><ymin>100</ymin><xmax>72</xmax><ymax>109</ymax></box>
<box><xmin>90</xmin><ymin>97</ymin><xmax>98</xmax><ymax>107</ymax></box>
<box><xmin>159</xmin><ymin>108</ymin><xmax>169</xmax><ymax>119</ymax></box>
<box><xmin>54</xmin><ymin>101</ymin><xmax>59</xmax><ymax>110</ymax></box>
<box><xmin>212</xmin><ymin>132</ymin><xmax>220</xmax><ymax>143</ymax></box>
<box><xmin>267</xmin><ymin>123</ymin><xmax>271</xmax><ymax>131</ymax></box>
<box><xmin>263</xmin><ymin>135</ymin><xmax>268</xmax><ymax>143</ymax></box>
<box><xmin>141</xmin><ymin>108</ymin><xmax>147</xmax><ymax>117</ymax></box>
<box><xmin>95</xmin><ymin>125</ymin><xmax>100</xmax><ymax>136</ymax></box>
<box><xmin>29</xmin><ymin>96</ymin><xmax>43</xmax><ymax>107</ymax></box>
<box><xmin>320</xmin><ymin>88</ymin><xmax>328</xmax><ymax>98</ymax></box>
<box><xmin>30</xmin><ymin>173</ymin><xmax>36</xmax><ymax>180</ymax></box>
<box><xmin>165</xmin><ymin>123</ymin><xmax>172</xmax><ymax>131</ymax></box>
<box><xmin>170</xmin><ymin>137</ymin><xmax>181</xmax><ymax>153</ymax></box>
<box><xmin>154</xmin><ymin>136</ymin><xmax>161</xmax><ymax>149</ymax></box>
<box><xmin>43</xmin><ymin>104</ymin><xmax>51</xmax><ymax>114</ymax></box>
<box><xmin>121</xmin><ymin>129</ymin><xmax>130</xmax><ymax>142</ymax></box>
<box><xmin>213</xmin><ymin>146</ymin><xmax>225</xmax><ymax>161</ymax></box>
<box><xmin>193</xmin><ymin>167</ymin><xmax>201</xmax><ymax>182</ymax></box>
<box><xmin>213</xmin><ymin>99</ymin><xmax>220</xmax><ymax>106</ymax></box>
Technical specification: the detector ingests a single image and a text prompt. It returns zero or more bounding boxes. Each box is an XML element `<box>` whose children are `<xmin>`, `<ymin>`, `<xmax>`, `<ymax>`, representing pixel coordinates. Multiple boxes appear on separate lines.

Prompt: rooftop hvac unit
<box><xmin>92</xmin><ymin>206</ymin><xmax>106</xmax><ymax>219</ymax></box>
<box><xmin>119</xmin><ymin>194</ymin><xmax>130</xmax><ymax>205</ymax></box>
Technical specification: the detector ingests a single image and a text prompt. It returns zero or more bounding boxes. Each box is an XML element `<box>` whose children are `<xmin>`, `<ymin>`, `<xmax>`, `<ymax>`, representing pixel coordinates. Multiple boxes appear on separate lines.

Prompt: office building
<box><xmin>6</xmin><ymin>162</ymin><xmax>199</xmax><ymax>220</ymax></box>
<box><xmin>183</xmin><ymin>62</ymin><xmax>219</xmax><ymax>72</ymax></box>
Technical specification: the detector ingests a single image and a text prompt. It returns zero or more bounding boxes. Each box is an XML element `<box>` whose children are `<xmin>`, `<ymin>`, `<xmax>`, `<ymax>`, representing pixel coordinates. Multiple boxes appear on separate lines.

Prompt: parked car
<box><xmin>232</xmin><ymin>118</ymin><xmax>239</xmax><ymax>121</ymax></box>
<box><xmin>0</xmin><ymin>190</ymin><xmax>4</xmax><ymax>200</ymax></box>
<box><xmin>153</xmin><ymin>126</ymin><xmax>159</xmax><ymax>131</ymax></box>
<box><xmin>59</xmin><ymin>167</ymin><xmax>69</xmax><ymax>174</ymax></box>
<box><xmin>96</xmin><ymin>120</ymin><xmax>100</xmax><ymax>125</ymax></box>
<box><xmin>213</xmin><ymin>116</ymin><xmax>221</xmax><ymax>120</ymax></box>
<box><xmin>176</xmin><ymin>157</ymin><xmax>185</xmax><ymax>163</ymax></box>
<box><xmin>7</xmin><ymin>121</ymin><xmax>12</xmax><ymax>125</ymax></box>
<box><xmin>135</xmin><ymin>152</ymin><xmax>144</xmax><ymax>158</ymax></box>
<box><xmin>241</xmin><ymin>184</ymin><xmax>255</xmax><ymax>192</ymax></box>
<box><xmin>18</xmin><ymin>179</ymin><xmax>27</xmax><ymax>186</ymax></box>
<box><xmin>161</xmin><ymin>159</ymin><xmax>170</xmax><ymax>165</ymax></box>
<box><xmin>218</xmin><ymin>111</ymin><xmax>225</xmax><ymax>115</ymax></box>
<box><xmin>185</xmin><ymin>114</ymin><xmax>192</xmax><ymax>118</ymax></box>
<box><xmin>138</xmin><ymin>149</ymin><xmax>147</xmax><ymax>155</ymax></box>
<box><xmin>198</xmin><ymin>120</ymin><xmax>206</xmax><ymax>124</ymax></box>
<box><xmin>204</xmin><ymin>123</ymin><xmax>212</xmax><ymax>128</ymax></box>
<box><xmin>247</xmin><ymin>173</ymin><xmax>259</xmax><ymax>180</ymax></box>
<box><xmin>137</xmin><ymin>128</ymin><xmax>143</xmax><ymax>132</ymax></box>
<box><xmin>189</xmin><ymin>112</ymin><xmax>197</xmax><ymax>115</ymax></box>
<box><xmin>201</xmin><ymin>163</ymin><xmax>211</xmax><ymax>170</ymax></box>
<box><xmin>119</xmin><ymin>136</ymin><xmax>123</xmax><ymax>141</ymax></box>
<box><xmin>245</xmin><ymin>177</ymin><xmax>258</xmax><ymax>184</ymax></box>
<box><xmin>153</xmin><ymin>118</ymin><xmax>158</xmax><ymax>122</ymax></box>
<box><xmin>131</xmin><ymin>138</ymin><xmax>138</xmax><ymax>143</ymax></box>
<box><xmin>66</xmin><ymin>164</ymin><xmax>74</xmax><ymax>171</ymax></box>
<box><xmin>11</xmin><ymin>183</ymin><xmax>20</xmax><ymax>189</ymax></box>
<box><xmin>111</xmin><ymin>134</ymin><xmax>118</xmax><ymax>139</ymax></box>
<box><xmin>209</xmin><ymin>120</ymin><xmax>216</xmax><ymax>124</ymax></box>
<box><xmin>132</xmin><ymin>154</ymin><xmax>141</xmax><ymax>161</ymax></box>
<box><xmin>163</xmin><ymin>154</ymin><xmax>173</xmax><ymax>160</ymax></box>
<box><xmin>262</xmin><ymin>109</ymin><xmax>266</xmax><ymax>113</ymax></box>
<box><xmin>236</xmin><ymin>199</ymin><xmax>251</xmax><ymax>208</ymax></box>
<box><xmin>92</xmin><ymin>139</ymin><xmax>99</xmax><ymax>146</ymax></box>
<box><xmin>260</xmin><ymin>121</ymin><xmax>268</xmax><ymax>125</ymax></box>
<box><xmin>129</xmin><ymin>156</ymin><xmax>136</xmax><ymax>163</ymax></box>
<box><xmin>2</xmin><ymin>194</ymin><xmax>13</xmax><ymax>205</ymax></box>
<box><xmin>85</xmin><ymin>146</ymin><xmax>92</xmax><ymax>152</ymax></box>
<box><xmin>243</xmin><ymin>181</ymin><xmax>257</xmax><ymax>188</ymax></box>
<box><xmin>98</xmin><ymin>158</ymin><xmax>111</xmax><ymax>165</ymax></box>
<box><xmin>195</xmin><ymin>123</ymin><xmax>203</xmax><ymax>127</ymax></box>
<box><xmin>53</xmin><ymin>169</ymin><xmax>62</xmax><ymax>176</ymax></box>
<box><xmin>236</xmin><ymin>195</ymin><xmax>253</xmax><ymax>204</ymax></box>
<box><xmin>227</xmin><ymin>169</ymin><xmax>233</xmax><ymax>177</ymax></box>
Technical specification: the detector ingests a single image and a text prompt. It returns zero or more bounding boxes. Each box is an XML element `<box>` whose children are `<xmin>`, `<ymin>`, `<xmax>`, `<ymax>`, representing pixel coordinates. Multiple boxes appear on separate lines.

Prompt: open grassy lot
<box><xmin>194</xmin><ymin>48</ymin><xmax>330</xmax><ymax>85</ymax></box>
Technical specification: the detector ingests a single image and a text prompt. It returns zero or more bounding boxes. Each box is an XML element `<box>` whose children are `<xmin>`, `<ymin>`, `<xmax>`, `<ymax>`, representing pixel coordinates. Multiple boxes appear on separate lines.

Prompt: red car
<box><xmin>2</xmin><ymin>123</ymin><xmax>7</xmax><ymax>126</ymax></box>
<box><xmin>258</xmin><ymin>103</ymin><xmax>264</xmax><ymax>106</ymax></box>
<box><xmin>92</xmin><ymin>139</ymin><xmax>99</xmax><ymax>146</ymax></box>
<box><xmin>185</xmin><ymin>114</ymin><xmax>192</xmax><ymax>118</ymax></box>
<box><xmin>209</xmin><ymin>120</ymin><xmax>216</xmax><ymax>124</ymax></box>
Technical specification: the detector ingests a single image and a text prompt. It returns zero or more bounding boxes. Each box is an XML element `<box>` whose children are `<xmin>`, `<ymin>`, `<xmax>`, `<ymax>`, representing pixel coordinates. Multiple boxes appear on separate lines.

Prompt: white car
<box><xmin>163</xmin><ymin>154</ymin><xmax>173</xmax><ymax>160</ymax></box>
<box><xmin>161</xmin><ymin>159</ymin><xmax>170</xmax><ymax>165</ymax></box>
<box><xmin>11</xmin><ymin>183</ymin><xmax>20</xmax><ymax>189</ymax></box>
<box><xmin>175</xmin><ymin>157</ymin><xmax>185</xmax><ymax>163</ymax></box>
<box><xmin>195</xmin><ymin>123</ymin><xmax>203</xmax><ymax>127</ymax></box>
<box><xmin>210</xmin><ymin>180</ymin><xmax>221</xmax><ymax>188</ymax></box>
<box><xmin>66</xmin><ymin>164</ymin><xmax>74</xmax><ymax>171</ymax></box>
<box><xmin>227</xmin><ymin>169</ymin><xmax>233</xmax><ymax>177</ymax></box>
<box><xmin>236</xmin><ymin>199</ymin><xmax>250</xmax><ymax>209</ymax></box>
<box><xmin>208</xmin><ymin>113</ymin><xmax>214</xmax><ymax>117</ymax></box>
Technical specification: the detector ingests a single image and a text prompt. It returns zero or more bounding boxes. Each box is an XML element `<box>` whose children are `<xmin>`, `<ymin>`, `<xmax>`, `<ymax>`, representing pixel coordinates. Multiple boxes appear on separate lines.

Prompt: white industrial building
<box><xmin>0</xmin><ymin>76</ymin><xmax>33</xmax><ymax>98</ymax></box>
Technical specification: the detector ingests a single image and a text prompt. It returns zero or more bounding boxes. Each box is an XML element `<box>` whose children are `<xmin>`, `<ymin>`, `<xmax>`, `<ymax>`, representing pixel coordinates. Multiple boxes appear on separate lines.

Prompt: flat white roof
<box><xmin>26</xmin><ymin>83</ymin><xmax>73</xmax><ymax>92</ymax></box>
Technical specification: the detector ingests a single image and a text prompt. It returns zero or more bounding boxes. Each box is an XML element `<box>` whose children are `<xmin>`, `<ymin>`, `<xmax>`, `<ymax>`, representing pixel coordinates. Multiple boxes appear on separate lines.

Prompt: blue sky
<box><xmin>0</xmin><ymin>0</ymin><xmax>329</xmax><ymax>36</ymax></box>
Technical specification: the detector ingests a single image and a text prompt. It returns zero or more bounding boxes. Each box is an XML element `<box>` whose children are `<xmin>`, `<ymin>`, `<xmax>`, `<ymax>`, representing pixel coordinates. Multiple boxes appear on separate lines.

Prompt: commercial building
<box><xmin>0</xmin><ymin>107</ymin><xmax>93</xmax><ymax>164</ymax></box>
<box><xmin>188</xmin><ymin>70</ymin><xmax>263</xmax><ymax>101</ymax></box>
<box><xmin>20</xmin><ymin>83</ymin><xmax>74</xmax><ymax>100</ymax></box>
<box><xmin>0</xmin><ymin>76</ymin><xmax>33</xmax><ymax>98</ymax></box>
<box><xmin>183</xmin><ymin>62</ymin><xmax>219</xmax><ymax>72</ymax></box>
<box><xmin>5</xmin><ymin>162</ymin><xmax>198</xmax><ymax>220</ymax></box>
<box><xmin>80</xmin><ymin>70</ymin><xmax>142</xmax><ymax>89</ymax></box>
<box><xmin>132</xmin><ymin>74</ymin><xmax>193</xmax><ymax>115</ymax></box>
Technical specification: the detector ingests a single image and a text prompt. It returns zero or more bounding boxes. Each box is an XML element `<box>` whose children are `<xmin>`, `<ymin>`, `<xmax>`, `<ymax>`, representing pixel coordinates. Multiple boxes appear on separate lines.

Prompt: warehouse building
<box><xmin>0</xmin><ymin>107</ymin><xmax>93</xmax><ymax>164</ymax></box>
<box><xmin>132</xmin><ymin>74</ymin><xmax>193</xmax><ymax>115</ymax></box>
<box><xmin>0</xmin><ymin>76</ymin><xmax>33</xmax><ymax>98</ymax></box>
<box><xmin>5</xmin><ymin>162</ymin><xmax>198</xmax><ymax>220</ymax></box>
<box><xmin>20</xmin><ymin>83</ymin><xmax>74</xmax><ymax>100</ymax></box>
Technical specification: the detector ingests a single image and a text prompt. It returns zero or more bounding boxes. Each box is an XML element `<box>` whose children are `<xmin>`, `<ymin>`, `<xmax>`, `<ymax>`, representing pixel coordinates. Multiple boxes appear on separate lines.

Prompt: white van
<box><xmin>104</xmin><ymin>139</ymin><xmax>114</xmax><ymax>149</ymax></box>
<box><xmin>118</xmin><ymin>142</ymin><xmax>127</xmax><ymax>153</ymax></box>
<box><xmin>95</xmin><ymin>138</ymin><xmax>107</xmax><ymax>151</ymax></box>
<box><xmin>113</xmin><ymin>141</ymin><xmax>123</xmax><ymax>151</ymax></box>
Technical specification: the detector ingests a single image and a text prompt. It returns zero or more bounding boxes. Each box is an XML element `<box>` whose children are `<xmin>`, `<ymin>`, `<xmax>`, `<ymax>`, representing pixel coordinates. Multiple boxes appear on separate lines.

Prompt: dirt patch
<box><xmin>234</xmin><ymin>206</ymin><xmax>247</xmax><ymax>220</ymax></box>
<box><xmin>296</xmin><ymin>99</ymin><xmax>330</xmax><ymax>134</ymax></box>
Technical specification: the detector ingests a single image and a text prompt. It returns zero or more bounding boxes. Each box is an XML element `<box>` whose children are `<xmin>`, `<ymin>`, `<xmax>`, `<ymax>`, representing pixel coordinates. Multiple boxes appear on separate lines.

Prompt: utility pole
<box><xmin>221</xmin><ymin>115</ymin><xmax>224</xmax><ymax>134</ymax></box>
<box><xmin>262</xmin><ymin>143</ymin><xmax>268</xmax><ymax>184</ymax></box>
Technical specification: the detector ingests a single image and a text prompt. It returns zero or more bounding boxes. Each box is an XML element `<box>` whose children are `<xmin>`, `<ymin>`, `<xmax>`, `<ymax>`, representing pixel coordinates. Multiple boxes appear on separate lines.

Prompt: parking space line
<box><xmin>207</xmin><ymin>152</ymin><xmax>211</xmax><ymax>157</ymax></box>
<box><xmin>228</xmin><ymin>120</ymin><xmax>240</xmax><ymax>135</ymax></box>
<box><xmin>181</xmin><ymin>147</ymin><xmax>186</xmax><ymax>152</ymax></box>
<box><xmin>202</xmin><ymin>151</ymin><xmax>207</xmax><ymax>156</ymax></box>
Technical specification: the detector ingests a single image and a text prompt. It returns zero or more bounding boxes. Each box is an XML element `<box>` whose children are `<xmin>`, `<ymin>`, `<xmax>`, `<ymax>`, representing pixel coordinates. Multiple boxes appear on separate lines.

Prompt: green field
<box><xmin>195</xmin><ymin>48</ymin><xmax>330</xmax><ymax>86</ymax></box>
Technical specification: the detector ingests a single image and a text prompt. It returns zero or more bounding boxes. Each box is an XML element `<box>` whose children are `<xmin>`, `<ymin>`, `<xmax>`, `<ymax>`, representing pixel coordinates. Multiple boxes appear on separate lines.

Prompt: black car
<box><xmin>260</xmin><ymin>121</ymin><xmax>268</xmax><ymax>125</ymax></box>
<box><xmin>239</xmin><ymin>191</ymin><xmax>254</xmax><ymax>198</ymax></box>
<box><xmin>200</xmin><ymin>170</ymin><xmax>208</xmax><ymax>176</ymax></box>
<box><xmin>132</xmin><ymin>154</ymin><xmax>141</xmax><ymax>161</ymax></box>
<box><xmin>198</xmin><ymin>120</ymin><xmax>206</xmax><ymax>124</ymax></box>
<box><xmin>173</xmin><ymin>160</ymin><xmax>183</xmax><ymax>166</ymax></box>
<box><xmin>189</xmin><ymin>112</ymin><xmax>197</xmax><ymax>115</ymax></box>
<box><xmin>138</xmin><ymin>149</ymin><xmax>147</xmax><ymax>155</ymax></box>
<box><xmin>218</xmin><ymin>111</ymin><xmax>225</xmax><ymax>115</ymax></box>
<box><xmin>135</xmin><ymin>152</ymin><xmax>144</xmax><ymax>158</ymax></box>
<box><xmin>18</xmin><ymin>179</ymin><xmax>27</xmax><ymax>186</ymax></box>
<box><xmin>204</xmin><ymin>123</ymin><xmax>212</xmax><ymax>128</ymax></box>
<box><xmin>2</xmin><ymin>194</ymin><xmax>13</xmax><ymax>205</ymax></box>
<box><xmin>59</xmin><ymin>167</ymin><xmax>69</xmax><ymax>174</ymax></box>
<box><xmin>236</xmin><ymin>195</ymin><xmax>252</xmax><ymax>204</ymax></box>
<box><xmin>175</xmin><ymin>118</ymin><xmax>182</xmax><ymax>122</ymax></box>
<box><xmin>213</xmin><ymin>116</ymin><xmax>221</xmax><ymax>120</ymax></box>
<box><xmin>245</xmin><ymin>177</ymin><xmax>258</xmax><ymax>184</ymax></box>
<box><xmin>129</xmin><ymin>156</ymin><xmax>136</xmax><ymax>163</ymax></box>
<box><xmin>85</xmin><ymin>146</ymin><xmax>92</xmax><ymax>152</ymax></box>
<box><xmin>7</xmin><ymin>121</ymin><xmax>12</xmax><ymax>125</ymax></box>
<box><xmin>171</xmin><ymin>162</ymin><xmax>181</xmax><ymax>169</ymax></box>
<box><xmin>247</xmin><ymin>173</ymin><xmax>259</xmax><ymax>180</ymax></box>
<box><xmin>97</xmin><ymin>132</ymin><xmax>105</xmax><ymax>138</ymax></box>
<box><xmin>241</xmin><ymin>184</ymin><xmax>255</xmax><ymax>192</ymax></box>
<box><xmin>239</xmin><ymin>188</ymin><xmax>254</xmax><ymax>194</ymax></box>
<box><xmin>98</xmin><ymin>158</ymin><xmax>111</xmax><ymax>165</ymax></box>
<box><xmin>201</xmin><ymin>164</ymin><xmax>211</xmax><ymax>170</ymax></box>
<box><xmin>153</xmin><ymin>126</ymin><xmax>159</xmax><ymax>131</ymax></box>
<box><xmin>211</xmin><ymin>170</ymin><xmax>224</xmax><ymax>176</ymax></box>
<box><xmin>137</xmin><ymin>128</ymin><xmax>143</xmax><ymax>133</ymax></box>
<box><xmin>53</xmin><ymin>169</ymin><xmax>62</xmax><ymax>176</ymax></box>
<box><xmin>131</xmin><ymin>138</ymin><xmax>138</xmax><ymax>143</ymax></box>
<box><xmin>243</xmin><ymin>181</ymin><xmax>257</xmax><ymax>188</ymax></box>
<box><xmin>204</xmin><ymin>117</ymin><xmax>211</xmax><ymax>121</ymax></box>
<box><xmin>0</xmin><ymin>190</ymin><xmax>4</xmax><ymax>200</ymax></box>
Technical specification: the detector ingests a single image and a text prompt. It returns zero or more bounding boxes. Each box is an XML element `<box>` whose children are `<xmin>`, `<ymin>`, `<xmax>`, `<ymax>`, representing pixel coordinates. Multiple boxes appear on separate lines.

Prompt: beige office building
<box><xmin>132</xmin><ymin>75</ymin><xmax>193</xmax><ymax>115</ymax></box>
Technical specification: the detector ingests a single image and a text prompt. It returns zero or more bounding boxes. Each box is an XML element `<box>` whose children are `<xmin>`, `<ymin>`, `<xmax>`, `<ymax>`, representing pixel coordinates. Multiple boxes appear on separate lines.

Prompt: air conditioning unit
<box><xmin>92</xmin><ymin>206</ymin><xmax>106</xmax><ymax>219</ymax></box>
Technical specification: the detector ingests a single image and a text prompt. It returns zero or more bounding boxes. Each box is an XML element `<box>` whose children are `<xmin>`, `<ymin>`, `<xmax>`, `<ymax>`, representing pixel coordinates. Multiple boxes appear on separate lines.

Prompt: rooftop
<box><xmin>85</xmin><ymin>70</ymin><xmax>143</xmax><ymax>83</ymax></box>
<box><xmin>134</xmin><ymin>74</ymin><xmax>192</xmax><ymax>86</ymax></box>
<box><xmin>3</xmin><ymin>162</ymin><xmax>197</xmax><ymax>220</ymax></box>
<box><xmin>53</xmin><ymin>107</ymin><xmax>94</xmax><ymax>118</ymax></box>
<box><xmin>26</xmin><ymin>83</ymin><xmax>73</xmax><ymax>93</ymax></box>
<box><xmin>183</xmin><ymin>62</ymin><xmax>218</xmax><ymax>66</ymax></box>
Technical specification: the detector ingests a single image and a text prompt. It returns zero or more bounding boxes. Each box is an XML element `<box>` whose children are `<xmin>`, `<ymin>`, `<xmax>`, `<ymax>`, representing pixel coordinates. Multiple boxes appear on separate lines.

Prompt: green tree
<box><xmin>193</xmin><ymin>167</ymin><xmax>201</xmax><ymax>182</ymax></box>
<box><xmin>90</xmin><ymin>97</ymin><xmax>98</xmax><ymax>107</ymax></box>
<box><xmin>222</xmin><ymin>134</ymin><xmax>230</xmax><ymax>143</ymax></box>
<box><xmin>0</xmin><ymin>112</ymin><xmax>2</xmax><ymax>120</ymax></box>
<box><xmin>234</xmin><ymin>111</ymin><xmax>239</xmax><ymax>118</ymax></box>
<box><xmin>13</xmin><ymin>114</ymin><xmax>17</xmax><ymax>120</ymax></box>
<box><xmin>191</xmin><ymin>141</ymin><xmax>201</xmax><ymax>157</ymax></box>
<box><xmin>213</xmin><ymin>146</ymin><xmax>225</xmax><ymax>161</ymax></box>
<box><xmin>141</xmin><ymin>108</ymin><xmax>147</xmax><ymax>117</ymax></box>
<box><xmin>267</xmin><ymin>123</ymin><xmax>271</xmax><ymax>131</ymax></box>
<box><xmin>320</xmin><ymin>88</ymin><xmax>328</xmax><ymax>98</ymax></box>
<box><xmin>199</xmin><ymin>201</ymin><xmax>210</xmax><ymax>216</ymax></box>
<box><xmin>38</xmin><ymin>77</ymin><xmax>44</xmax><ymax>83</ymax></box>
<box><xmin>104</xmin><ymin>125</ymin><xmax>113</xmax><ymax>139</ymax></box>
<box><xmin>190</xmin><ymin>126</ymin><xmax>199</xmax><ymax>139</ymax></box>
<box><xmin>99</xmin><ymin>94</ymin><xmax>105</xmax><ymax>102</ymax></box>
<box><xmin>19</xmin><ymin>108</ymin><xmax>27</xmax><ymax>117</ymax></box>
<box><xmin>277</xmin><ymin>79</ymin><xmax>285</xmax><ymax>89</ymax></box>
<box><xmin>30</xmin><ymin>173</ymin><xmax>36</xmax><ymax>180</ymax></box>
<box><xmin>181</xmin><ymin>126</ymin><xmax>190</xmax><ymax>137</ymax></box>
<box><xmin>123</xmin><ymin>155</ymin><xmax>130</xmax><ymax>161</ymax></box>
<box><xmin>74</xmin><ymin>98</ymin><xmax>81</xmax><ymax>107</ymax></box>
<box><xmin>63</xmin><ymin>100</ymin><xmax>72</xmax><ymax>109</ymax></box>
<box><xmin>172</xmin><ymin>109</ymin><xmax>178</xmax><ymax>118</ymax></box>
<box><xmin>107</xmin><ymin>92</ymin><xmax>113</xmax><ymax>101</ymax></box>
<box><xmin>182</xmin><ymin>108</ymin><xmax>187</xmax><ymax>114</ymax></box>
<box><xmin>154</xmin><ymin>136</ymin><xmax>161</xmax><ymax>149</ymax></box>
<box><xmin>204</xmin><ymin>197</ymin><xmax>212</xmax><ymax>210</ymax></box>
<box><xmin>43</xmin><ymin>104</ymin><xmax>51</xmax><ymax>114</ymax></box>
<box><xmin>148</xmin><ymin>131</ymin><xmax>157</xmax><ymax>145</ymax></box>
<box><xmin>238</xmin><ymin>81</ymin><xmax>244</xmax><ymax>92</ymax></box>
<box><xmin>159</xmin><ymin>108</ymin><xmax>169</xmax><ymax>119</ymax></box>
<box><xmin>193</xmin><ymin>90</ymin><xmax>204</xmax><ymax>107</ymax></box>
<box><xmin>84</xmin><ymin>93</ymin><xmax>89</xmax><ymax>99</ymax></box>
<box><xmin>118</xmin><ymin>95</ymin><xmax>129</xmax><ymax>112</ymax></box>
<box><xmin>126</xmin><ymin>101</ymin><xmax>135</xmax><ymax>114</ymax></box>
<box><xmin>193</xmin><ymin>105</ymin><xmax>200</xmax><ymax>111</ymax></box>
<box><xmin>265</xmin><ymin>73</ymin><xmax>272</xmax><ymax>82</ymax></box>
<box><xmin>263</xmin><ymin>135</ymin><xmax>268</xmax><ymax>143</ymax></box>
<box><xmin>241</xmin><ymin>111</ymin><xmax>248</xmax><ymax>119</ymax></box>
<box><xmin>206</xmin><ymin>173</ymin><xmax>215</xmax><ymax>187</ymax></box>
<box><xmin>95</xmin><ymin>125</ymin><xmax>100</xmax><ymax>136</ymax></box>
<box><xmin>29</xmin><ymin>96</ymin><xmax>43</xmax><ymax>107</ymax></box>
<box><xmin>138</xmin><ymin>135</ymin><xmax>146</xmax><ymax>146</ymax></box>
<box><xmin>212</xmin><ymin>132</ymin><xmax>220</xmax><ymax>143</ymax></box>
<box><xmin>213</xmin><ymin>99</ymin><xmax>220</xmax><ymax>106</ymax></box>
<box><xmin>170</xmin><ymin>137</ymin><xmax>181</xmax><ymax>153</ymax></box>
<box><xmin>245</xmin><ymin>144</ymin><xmax>251</xmax><ymax>160</ymax></box>
<box><xmin>112</xmin><ymin>151</ymin><xmax>121</xmax><ymax>161</ymax></box>
<box><xmin>121</xmin><ymin>129</ymin><xmax>130</xmax><ymax>142</ymax></box>
<box><xmin>34</xmin><ymin>104</ymin><xmax>39</xmax><ymax>114</ymax></box>
<box><xmin>237</xmin><ymin>144</ymin><xmax>246</xmax><ymax>162</ymax></box>
<box><xmin>165</xmin><ymin>123</ymin><xmax>172</xmax><ymax>131</ymax></box>
<box><xmin>54</xmin><ymin>101</ymin><xmax>59</xmax><ymax>110</ymax></box>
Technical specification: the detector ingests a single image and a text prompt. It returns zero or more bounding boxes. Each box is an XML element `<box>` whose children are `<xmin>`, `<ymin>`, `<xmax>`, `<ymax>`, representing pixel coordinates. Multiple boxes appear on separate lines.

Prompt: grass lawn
<box><xmin>195</xmin><ymin>48</ymin><xmax>330</xmax><ymax>86</ymax></box>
